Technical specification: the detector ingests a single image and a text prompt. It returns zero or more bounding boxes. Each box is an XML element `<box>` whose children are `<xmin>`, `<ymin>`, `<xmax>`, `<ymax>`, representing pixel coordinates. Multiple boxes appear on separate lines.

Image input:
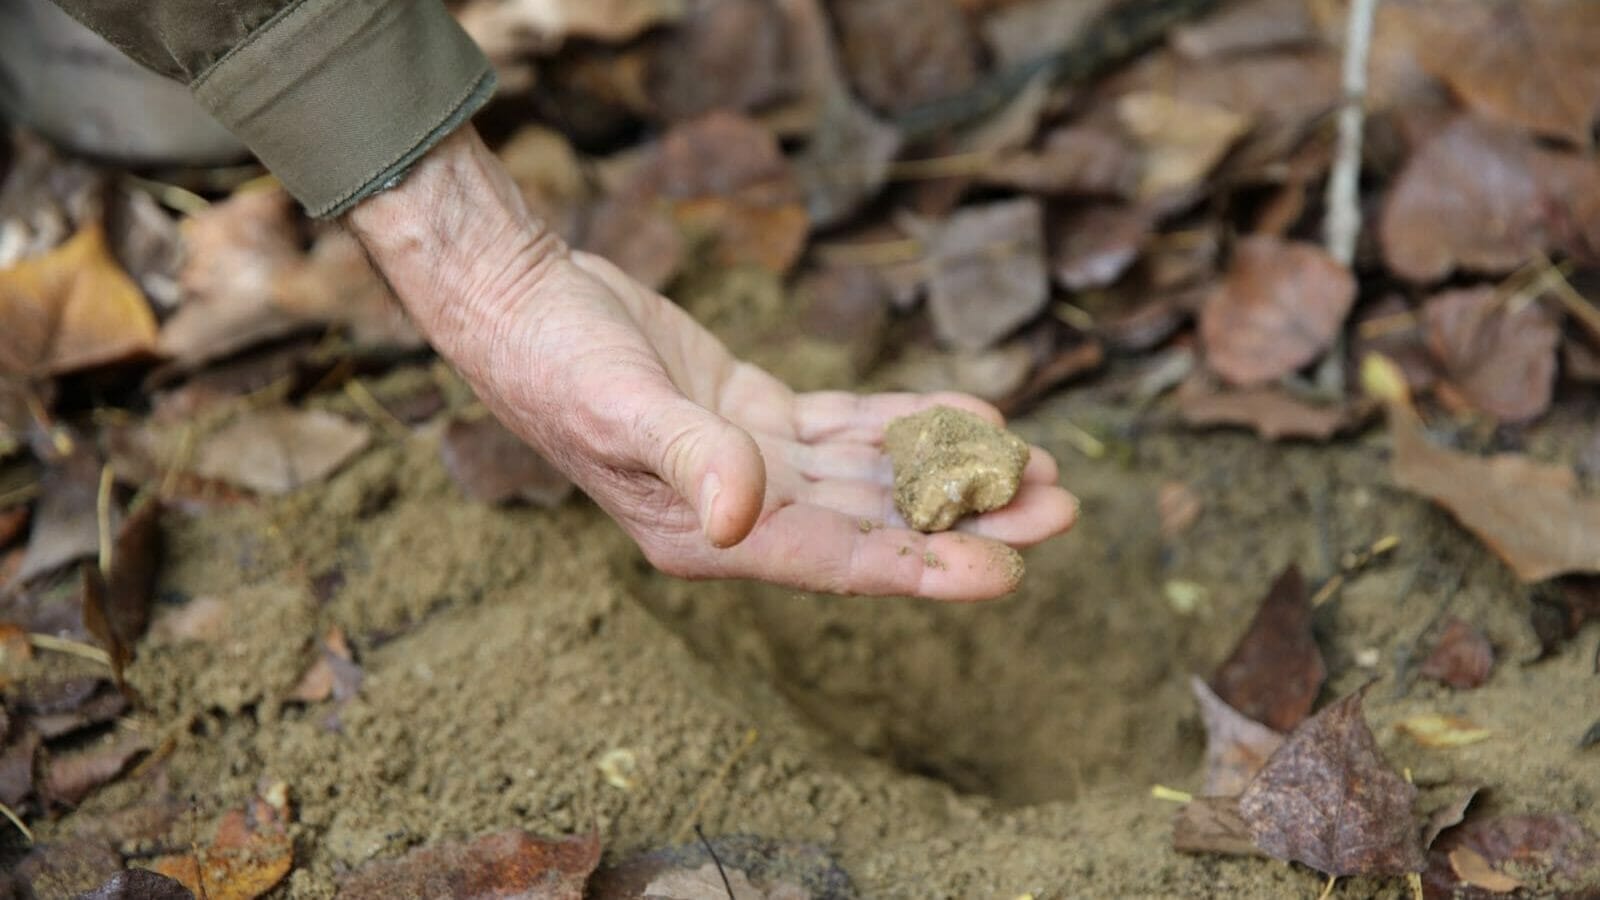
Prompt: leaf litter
<box><xmin>3</xmin><ymin>0</ymin><xmax>1600</xmax><ymax>894</ymax></box>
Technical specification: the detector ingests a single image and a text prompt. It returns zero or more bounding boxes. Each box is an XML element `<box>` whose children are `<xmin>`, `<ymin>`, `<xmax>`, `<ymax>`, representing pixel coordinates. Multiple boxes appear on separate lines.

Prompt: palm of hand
<box><xmin>475</xmin><ymin>250</ymin><xmax>1077</xmax><ymax>601</ymax></box>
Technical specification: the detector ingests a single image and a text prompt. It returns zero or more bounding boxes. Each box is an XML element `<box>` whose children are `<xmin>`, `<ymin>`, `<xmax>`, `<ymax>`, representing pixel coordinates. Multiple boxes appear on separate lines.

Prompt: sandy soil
<box><xmin>26</xmin><ymin>351</ymin><xmax>1599</xmax><ymax>898</ymax></box>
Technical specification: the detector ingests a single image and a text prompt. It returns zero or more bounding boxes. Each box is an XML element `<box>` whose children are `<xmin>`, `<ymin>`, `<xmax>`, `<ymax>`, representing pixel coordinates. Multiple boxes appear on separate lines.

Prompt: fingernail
<box><xmin>698</xmin><ymin>472</ymin><xmax>722</xmax><ymax>538</ymax></box>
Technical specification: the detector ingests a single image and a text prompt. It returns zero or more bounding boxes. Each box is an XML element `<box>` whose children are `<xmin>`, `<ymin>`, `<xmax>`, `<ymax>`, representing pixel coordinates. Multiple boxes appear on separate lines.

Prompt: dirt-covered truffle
<box><xmin>884</xmin><ymin>406</ymin><xmax>1030</xmax><ymax>532</ymax></box>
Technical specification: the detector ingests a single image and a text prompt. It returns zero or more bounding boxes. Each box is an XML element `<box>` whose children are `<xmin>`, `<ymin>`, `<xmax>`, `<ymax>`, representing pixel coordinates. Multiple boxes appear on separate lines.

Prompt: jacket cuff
<box><xmin>192</xmin><ymin>0</ymin><xmax>495</xmax><ymax>218</ymax></box>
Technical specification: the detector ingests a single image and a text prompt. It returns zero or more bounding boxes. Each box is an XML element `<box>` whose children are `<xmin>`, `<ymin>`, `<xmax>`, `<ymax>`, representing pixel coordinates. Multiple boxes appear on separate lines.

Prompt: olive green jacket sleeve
<box><xmin>48</xmin><ymin>0</ymin><xmax>495</xmax><ymax>217</ymax></box>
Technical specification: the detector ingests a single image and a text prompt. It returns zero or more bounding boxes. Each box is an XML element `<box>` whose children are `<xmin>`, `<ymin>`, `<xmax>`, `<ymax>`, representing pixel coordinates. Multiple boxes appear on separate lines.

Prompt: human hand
<box><xmin>348</xmin><ymin>127</ymin><xmax>1077</xmax><ymax>600</ymax></box>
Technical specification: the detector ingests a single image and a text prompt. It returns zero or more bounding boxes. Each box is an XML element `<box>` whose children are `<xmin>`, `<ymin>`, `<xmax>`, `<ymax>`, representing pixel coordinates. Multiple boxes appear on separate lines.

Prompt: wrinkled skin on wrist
<box><xmin>346</xmin><ymin>126</ymin><xmax>1077</xmax><ymax>601</ymax></box>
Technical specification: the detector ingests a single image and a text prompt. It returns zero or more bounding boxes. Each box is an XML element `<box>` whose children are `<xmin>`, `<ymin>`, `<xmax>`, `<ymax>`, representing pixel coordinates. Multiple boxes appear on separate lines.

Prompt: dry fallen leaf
<box><xmin>585</xmin><ymin>112</ymin><xmax>808</xmax><ymax>283</ymax></box>
<box><xmin>1379</xmin><ymin>118</ymin><xmax>1587</xmax><ymax>284</ymax></box>
<box><xmin>151</xmin><ymin>785</ymin><xmax>294</xmax><ymax>900</ymax></box>
<box><xmin>639</xmin><ymin>0</ymin><xmax>791</xmax><ymax>122</ymax></box>
<box><xmin>1173</xmin><ymin>794</ymin><xmax>1263</xmax><ymax>858</ymax></box>
<box><xmin>441</xmin><ymin>416</ymin><xmax>574</xmax><ymax>507</ymax></box>
<box><xmin>0</xmin><ymin>222</ymin><xmax>157</xmax><ymax>376</ymax></box>
<box><xmin>1396</xmin><ymin>713</ymin><xmax>1493</xmax><ymax>749</ymax></box>
<box><xmin>81</xmin><ymin>498</ymin><xmax>162</xmax><ymax>690</ymax></box>
<box><xmin>1424</xmin><ymin>814</ymin><xmax>1600</xmax><ymax>899</ymax></box>
<box><xmin>981</xmin><ymin>0</ymin><xmax>1115</xmax><ymax>69</ymax></box>
<box><xmin>1239</xmin><ymin>687</ymin><xmax>1427</xmax><ymax>876</ymax></box>
<box><xmin>43</xmin><ymin>728</ymin><xmax>151</xmax><ymax>807</ymax></box>
<box><xmin>1420</xmin><ymin>286</ymin><xmax>1560</xmax><ymax>425</ymax></box>
<box><xmin>1418</xmin><ymin>617</ymin><xmax>1495</xmax><ymax>690</ymax></box>
<box><xmin>1366</xmin><ymin>355</ymin><xmax>1600</xmax><ymax>583</ymax></box>
<box><xmin>983</xmin><ymin>123</ymin><xmax>1139</xmax><ymax>197</ymax></box>
<box><xmin>1192</xmin><ymin>676</ymin><xmax>1284</xmax><ymax>797</ymax></box>
<box><xmin>1171</xmin><ymin>0</ymin><xmax>1319</xmax><ymax>60</ymax></box>
<box><xmin>1387</xmin><ymin>0</ymin><xmax>1600</xmax><ymax>145</ymax></box>
<box><xmin>1199</xmin><ymin>234</ymin><xmax>1356</xmax><ymax>387</ymax></box>
<box><xmin>159</xmin><ymin>188</ymin><xmax>303</xmax><ymax>370</ymax></box>
<box><xmin>193</xmin><ymin>409</ymin><xmax>370</xmax><ymax>496</ymax></box>
<box><xmin>1448</xmin><ymin>846</ymin><xmax>1521</xmax><ymax>894</ymax></box>
<box><xmin>1176</xmin><ymin>377</ymin><xmax>1369</xmax><ymax>442</ymax></box>
<box><xmin>13</xmin><ymin>839</ymin><xmax>123</xmax><ymax>898</ymax></box>
<box><xmin>1158</xmin><ymin>481</ymin><xmax>1202</xmax><ymax>539</ymax></box>
<box><xmin>1050</xmin><ymin>203</ymin><xmax>1154</xmax><ymax>291</ymax></box>
<box><xmin>78</xmin><ymin>869</ymin><xmax>197</xmax><ymax>900</ymax></box>
<box><xmin>924</xmin><ymin>198</ymin><xmax>1050</xmax><ymax>352</ymax></box>
<box><xmin>12</xmin><ymin>434</ymin><xmax>103</xmax><ymax>586</ymax></box>
<box><xmin>1211</xmin><ymin>565</ymin><xmax>1326</xmax><ymax>733</ymax></box>
<box><xmin>458</xmin><ymin>0</ymin><xmax>686</xmax><ymax>54</ymax></box>
<box><xmin>831</xmin><ymin>0</ymin><xmax>979</xmax><ymax>113</ymax></box>
<box><xmin>643</xmin><ymin>862</ymin><xmax>808</xmax><ymax>900</ymax></box>
<box><xmin>1116</xmin><ymin>91</ymin><xmax>1250</xmax><ymax>201</ymax></box>
<box><xmin>339</xmin><ymin>829</ymin><xmax>601</xmax><ymax>900</ymax></box>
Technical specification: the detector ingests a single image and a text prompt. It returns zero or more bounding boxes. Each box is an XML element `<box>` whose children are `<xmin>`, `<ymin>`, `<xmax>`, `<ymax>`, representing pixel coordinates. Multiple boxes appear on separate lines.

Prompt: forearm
<box><xmin>343</xmin><ymin>126</ymin><xmax>566</xmax><ymax>381</ymax></box>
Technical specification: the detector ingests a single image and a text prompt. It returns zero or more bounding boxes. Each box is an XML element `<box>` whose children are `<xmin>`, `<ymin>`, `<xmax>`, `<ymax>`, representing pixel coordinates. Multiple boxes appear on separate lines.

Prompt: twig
<box><xmin>1317</xmin><ymin>874</ymin><xmax>1339</xmax><ymax>900</ymax></box>
<box><xmin>1313</xmin><ymin>0</ymin><xmax>1379</xmax><ymax>396</ymax></box>
<box><xmin>812</xmin><ymin>237</ymin><xmax>924</xmax><ymax>268</ymax></box>
<box><xmin>122</xmin><ymin>174</ymin><xmax>211</xmax><ymax>216</ymax></box>
<box><xmin>0</xmin><ymin>799</ymin><xmax>32</xmax><ymax>844</ymax></box>
<box><xmin>694</xmin><ymin>824</ymin><xmax>736</xmax><ymax>900</ymax></box>
<box><xmin>1533</xmin><ymin>252</ymin><xmax>1600</xmax><ymax>346</ymax></box>
<box><xmin>0</xmin><ymin>482</ymin><xmax>40</xmax><ymax>509</ymax></box>
<box><xmin>28</xmin><ymin>633</ymin><xmax>112</xmax><ymax>666</ymax></box>
<box><xmin>672</xmin><ymin>728</ymin><xmax>758</xmax><ymax>845</ymax></box>
<box><xmin>96</xmin><ymin>464</ymin><xmax>115</xmax><ymax>575</ymax></box>
<box><xmin>344</xmin><ymin>380</ymin><xmax>409</xmax><ymax>439</ymax></box>
<box><xmin>1311</xmin><ymin>534</ymin><xmax>1399</xmax><ymax>607</ymax></box>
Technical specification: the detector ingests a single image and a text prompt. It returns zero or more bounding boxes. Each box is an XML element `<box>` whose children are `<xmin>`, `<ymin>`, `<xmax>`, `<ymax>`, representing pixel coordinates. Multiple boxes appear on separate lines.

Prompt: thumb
<box><xmin>633</xmin><ymin>389</ymin><xmax>766</xmax><ymax>548</ymax></box>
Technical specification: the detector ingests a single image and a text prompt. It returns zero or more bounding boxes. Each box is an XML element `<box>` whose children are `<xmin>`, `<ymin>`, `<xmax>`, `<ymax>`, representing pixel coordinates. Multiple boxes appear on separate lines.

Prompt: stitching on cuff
<box><xmin>312</xmin><ymin>66</ymin><xmax>496</xmax><ymax>218</ymax></box>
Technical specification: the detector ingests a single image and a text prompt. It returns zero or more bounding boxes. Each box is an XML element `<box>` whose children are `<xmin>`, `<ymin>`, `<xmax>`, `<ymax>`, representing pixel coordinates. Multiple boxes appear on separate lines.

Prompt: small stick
<box><xmin>1533</xmin><ymin>252</ymin><xmax>1600</xmax><ymax>346</ymax></box>
<box><xmin>344</xmin><ymin>380</ymin><xmax>409</xmax><ymax>438</ymax></box>
<box><xmin>1311</xmin><ymin>534</ymin><xmax>1399</xmax><ymax>607</ymax></box>
<box><xmin>0</xmin><ymin>799</ymin><xmax>32</xmax><ymax>844</ymax></box>
<box><xmin>96</xmin><ymin>464</ymin><xmax>115</xmax><ymax>576</ymax></box>
<box><xmin>1313</xmin><ymin>0</ymin><xmax>1379</xmax><ymax>396</ymax></box>
<box><xmin>672</xmin><ymin>728</ymin><xmax>758</xmax><ymax>845</ymax></box>
<box><xmin>28</xmin><ymin>633</ymin><xmax>112</xmax><ymax>666</ymax></box>
<box><xmin>1317</xmin><ymin>874</ymin><xmax>1339</xmax><ymax>900</ymax></box>
<box><xmin>694</xmin><ymin>824</ymin><xmax>736</xmax><ymax>900</ymax></box>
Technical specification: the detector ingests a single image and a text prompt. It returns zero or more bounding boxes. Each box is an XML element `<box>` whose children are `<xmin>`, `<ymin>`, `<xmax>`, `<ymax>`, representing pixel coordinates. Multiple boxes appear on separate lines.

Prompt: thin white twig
<box><xmin>1315</xmin><ymin>0</ymin><xmax>1380</xmax><ymax>396</ymax></box>
<box><xmin>1325</xmin><ymin>0</ymin><xmax>1379</xmax><ymax>265</ymax></box>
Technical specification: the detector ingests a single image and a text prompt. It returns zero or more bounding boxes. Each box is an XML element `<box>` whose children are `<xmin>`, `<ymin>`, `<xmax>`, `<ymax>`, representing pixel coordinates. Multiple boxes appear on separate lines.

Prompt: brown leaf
<box><xmin>0</xmin><ymin>223</ymin><xmax>157</xmax><ymax>376</ymax></box>
<box><xmin>159</xmin><ymin>188</ymin><xmax>304</xmax><ymax>370</ymax></box>
<box><xmin>1424</xmin><ymin>814</ymin><xmax>1600</xmax><ymax>900</ymax></box>
<box><xmin>1199</xmin><ymin>235</ymin><xmax>1356</xmax><ymax>386</ymax></box>
<box><xmin>1211</xmin><ymin>565</ymin><xmax>1326</xmax><ymax>733</ymax></box>
<box><xmin>795</xmin><ymin>264</ymin><xmax>889</xmax><ymax>372</ymax></box>
<box><xmin>81</xmin><ymin>499</ymin><xmax>162</xmax><ymax>688</ymax></box>
<box><xmin>1191</xmin><ymin>676</ymin><xmax>1284</xmax><ymax>797</ymax></box>
<box><xmin>588</xmin><ymin>835</ymin><xmax>851</xmax><ymax>899</ymax></box>
<box><xmin>793</xmin><ymin>94</ymin><xmax>903</xmax><ymax>231</ymax></box>
<box><xmin>1177</xmin><ymin>378</ymin><xmax>1368</xmax><ymax>442</ymax></box>
<box><xmin>640</xmin><ymin>0</ymin><xmax>791</xmax><ymax>122</ymax></box>
<box><xmin>1419</xmin><ymin>617</ymin><xmax>1494</xmax><ymax>690</ymax></box>
<box><xmin>1115</xmin><ymin>91</ymin><xmax>1250</xmax><ymax>202</ymax></box>
<box><xmin>498</xmin><ymin>126</ymin><xmax>590</xmax><ymax>242</ymax></box>
<box><xmin>983</xmin><ymin>123</ymin><xmax>1139</xmax><ymax>197</ymax></box>
<box><xmin>43</xmin><ymin>729</ymin><xmax>150</xmax><ymax>807</ymax></box>
<box><xmin>12</xmin><ymin>435</ymin><xmax>102</xmax><ymax>586</ymax></box>
<box><xmin>1388</xmin><ymin>0</ymin><xmax>1600</xmax><ymax>145</ymax></box>
<box><xmin>273</xmin><ymin>229</ymin><xmax>421</xmax><ymax>351</ymax></box>
<box><xmin>1372</xmin><ymin>364</ymin><xmax>1600</xmax><ymax>582</ymax></box>
<box><xmin>27</xmin><ymin>682</ymin><xmax>127</xmax><ymax>740</ymax></box>
<box><xmin>1239</xmin><ymin>687</ymin><xmax>1427</xmax><ymax>876</ymax></box>
<box><xmin>1420</xmin><ymin>286</ymin><xmax>1560</xmax><ymax>425</ymax></box>
<box><xmin>1171</xmin><ymin>0</ymin><xmax>1319</xmax><ymax>60</ymax></box>
<box><xmin>924</xmin><ymin>198</ymin><xmax>1050</xmax><ymax>352</ymax></box>
<box><xmin>441</xmin><ymin>416</ymin><xmax>574</xmax><ymax>508</ymax></box>
<box><xmin>1395</xmin><ymin>713</ymin><xmax>1492</xmax><ymax>749</ymax></box>
<box><xmin>830</xmin><ymin>0</ymin><xmax>979</xmax><ymax>114</ymax></box>
<box><xmin>0</xmin><ymin>505</ymin><xmax>29</xmax><ymax>551</ymax></box>
<box><xmin>1158</xmin><ymin>481</ymin><xmax>1202</xmax><ymax>539</ymax></box>
<box><xmin>14</xmin><ymin>839</ymin><xmax>122</xmax><ymax>897</ymax></box>
<box><xmin>981</xmin><ymin>0</ymin><xmax>1115</xmax><ymax>69</ymax></box>
<box><xmin>1424</xmin><ymin>785</ymin><xmax>1481</xmax><ymax>849</ymax></box>
<box><xmin>1050</xmin><ymin>203</ymin><xmax>1153</xmax><ymax>291</ymax></box>
<box><xmin>150</xmin><ymin>785</ymin><xmax>294</xmax><ymax>900</ymax></box>
<box><xmin>288</xmin><ymin>626</ymin><xmax>363</xmax><ymax>707</ymax></box>
<box><xmin>78</xmin><ymin>869</ymin><xmax>197</xmax><ymax>900</ymax></box>
<box><xmin>585</xmin><ymin>113</ymin><xmax>808</xmax><ymax>282</ymax></box>
<box><xmin>339</xmin><ymin>829</ymin><xmax>600</xmax><ymax>900</ymax></box>
<box><xmin>0</xmin><ymin>728</ymin><xmax>41</xmax><ymax>809</ymax></box>
<box><xmin>1173</xmin><ymin>794</ymin><xmax>1264</xmax><ymax>858</ymax></box>
<box><xmin>1449</xmin><ymin>847</ymin><xmax>1521</xmax><ymax>893</ymax></box>
<box><xmin>996</xmin><ymin>338</ymin><xmax>1105</xmax><ymax>415</ymax></box>
<box><xmin>193</xmin><ymin>409</ymin><xmax>370</xmax><ymax>495</ymax></box>
<box><xmin>1379</xmin><ymin>118</ymin><xmax>1587</xmax><ymax>283</ymax></box>
<box><xmin>1530</xmin><ymin>576</ymin><xmax>1600</xmax><ymax>660</ymax></box>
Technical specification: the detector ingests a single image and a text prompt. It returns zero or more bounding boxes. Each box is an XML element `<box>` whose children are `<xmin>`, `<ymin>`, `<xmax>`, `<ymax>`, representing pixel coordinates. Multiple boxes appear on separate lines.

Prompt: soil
<box><xmin>884</xmin><ymin>406</ymin><xmax>1029</xmax><ymax>533</ymax></box>
<box><xmin>29</xmin><ymin>329</ymin><xmax>1600</xmax><ymax>899</ymax></box>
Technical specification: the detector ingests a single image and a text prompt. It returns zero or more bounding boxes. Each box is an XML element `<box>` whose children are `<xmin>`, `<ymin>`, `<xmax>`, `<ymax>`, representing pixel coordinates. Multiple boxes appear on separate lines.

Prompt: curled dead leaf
<box><xmin>1210</xmin><ymin>565</ymin><xmax>1326</xmax><ymax>733</ymax></box>
<box><xmin>339</xmin><ymin>829</ymin><xmax>600</xmax><ymax>900</ymax></box>
<box><xmin>150</xmin><ymin>785</ymin><xmax>294</xmax><ymax>900</ymax></box>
